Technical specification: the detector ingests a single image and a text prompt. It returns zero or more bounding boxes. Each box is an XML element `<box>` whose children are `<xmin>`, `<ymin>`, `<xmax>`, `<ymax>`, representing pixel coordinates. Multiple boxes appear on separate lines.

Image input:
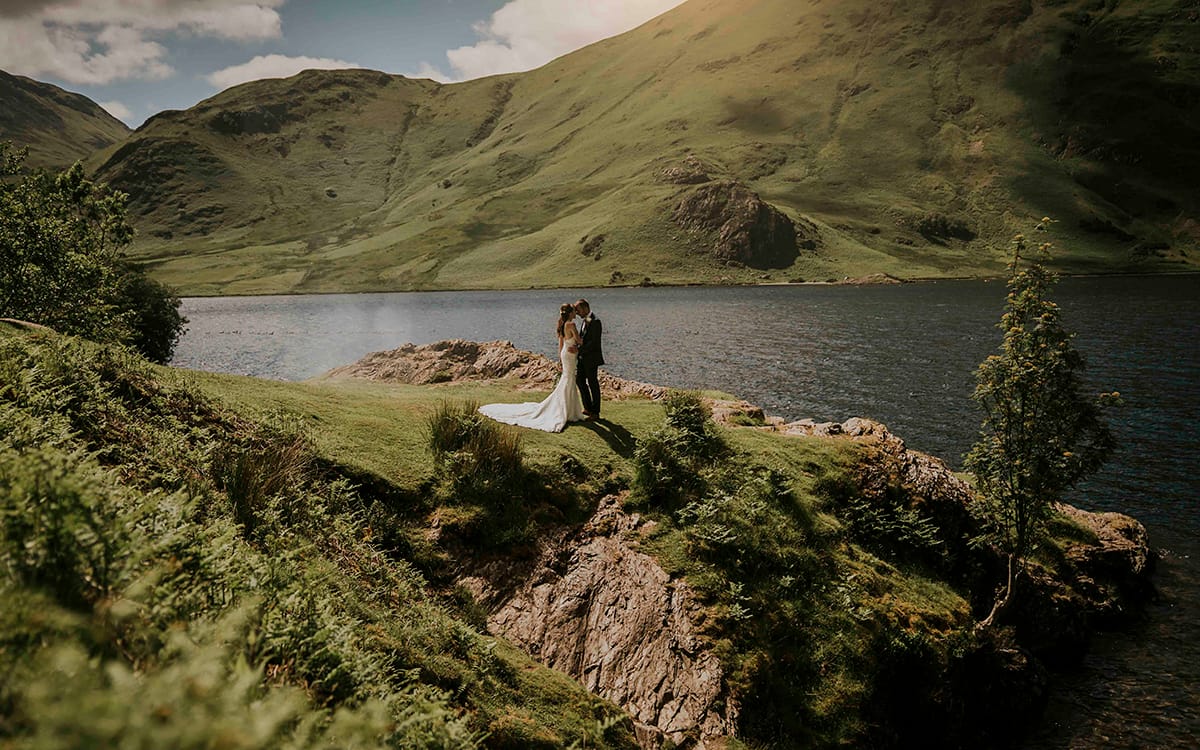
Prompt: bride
<box><xmin>478</xmin><ymin>303</ymin><xmax>586</xmax><ymax>432</ymax></box>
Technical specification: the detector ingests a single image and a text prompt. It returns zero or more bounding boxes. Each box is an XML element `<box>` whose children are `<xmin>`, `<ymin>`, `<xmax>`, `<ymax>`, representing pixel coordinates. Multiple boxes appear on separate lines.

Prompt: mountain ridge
<box><xmin>16</xmin><ymin>0</ymin><xmax>1200</xmax><ymax>293</ymax></box>
<box><xmin>0</xmin><ymin>70</ymin><xmax>131</xmax><ymax>170</ymax></box>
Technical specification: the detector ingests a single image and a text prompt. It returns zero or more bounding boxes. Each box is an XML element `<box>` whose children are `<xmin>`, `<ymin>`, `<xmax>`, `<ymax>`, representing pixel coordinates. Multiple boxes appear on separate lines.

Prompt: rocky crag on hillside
<box><xmin>327</xmin><ymin>340</ymin><xmax>1156</xmax><ymax>749</ymax></box>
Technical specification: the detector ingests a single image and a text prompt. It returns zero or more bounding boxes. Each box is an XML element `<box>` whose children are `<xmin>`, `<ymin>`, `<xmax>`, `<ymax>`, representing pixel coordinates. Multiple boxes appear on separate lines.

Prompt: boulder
<box><xmin>672</xmin><ymin>180</ymin><xmax>815</xmax><ymax>268</ymax></box>
<box><xmin>657</xmin><ymin>155</ymin><xmax>713</xmax><ymax>184</ymax></box>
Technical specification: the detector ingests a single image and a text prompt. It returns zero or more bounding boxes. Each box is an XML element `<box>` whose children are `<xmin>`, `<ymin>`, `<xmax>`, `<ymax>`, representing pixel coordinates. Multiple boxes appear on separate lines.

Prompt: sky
<box><xmin>0</xmin><ymin>0</ymin><xmax>687</xmax><ymax>127</ymax></box>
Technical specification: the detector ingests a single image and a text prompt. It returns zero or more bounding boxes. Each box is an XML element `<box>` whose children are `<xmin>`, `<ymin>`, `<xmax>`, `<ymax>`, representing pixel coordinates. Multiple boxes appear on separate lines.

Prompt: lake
<box><xmin>173</xmin><ymin>276</ymin><xmax>1200</xmax><ymax>749</ymax></box>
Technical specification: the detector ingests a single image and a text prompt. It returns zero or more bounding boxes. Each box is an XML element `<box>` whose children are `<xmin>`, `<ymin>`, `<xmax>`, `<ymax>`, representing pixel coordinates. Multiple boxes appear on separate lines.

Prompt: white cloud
<box><xmin>441</xmin><ymin>0</ymin><xmax>687</xmax><ymax>81</ymax></box>
<box><xmin>0</xmin><ymin>1</ymin><xmax>285</xmax><ymax>85</ymax></box>
<box><xmin>411</xmin><ymin>61</ymin><xmax>453</xmax><ymax>83</ymax></box>
<box><xmin>206</xmin><ymin>53</ymin><xmax>361</xmax><ymax>90</ymax></box>
<box><xmin>98</xmin><ymin>99</ymin><xmax>133</xmax><ymax>122</ymax></box>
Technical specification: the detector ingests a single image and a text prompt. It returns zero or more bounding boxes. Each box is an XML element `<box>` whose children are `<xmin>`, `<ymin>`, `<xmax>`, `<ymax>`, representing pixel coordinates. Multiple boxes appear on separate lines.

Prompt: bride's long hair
<box><xmin>556</xmin><ymin>303</ymin><xmax>574</xmax><ymax>338</ymax></box>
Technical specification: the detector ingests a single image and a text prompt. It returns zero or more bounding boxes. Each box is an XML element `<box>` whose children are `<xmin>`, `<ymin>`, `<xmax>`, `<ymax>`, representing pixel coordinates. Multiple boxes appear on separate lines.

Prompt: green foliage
<box><xmin>633</xmin><ymin>395</ymin><xmax>871</xmax><ymax>745</ymax></box>
<box><xmin>116</xmin><ymin>266</ymin><xmax>187</xmax><ymax>363</ymax></box>
<box><xmin>818</xmin><ymin>453</ymin><xmax>946</xmax><ymax>567</ymax></box>
<box><xmin>838</xmin><ymin>493</ymin><xmax>944</xmax><ymax>563</ymax></box>
<box><xmin>0</xmin><ymin>445</ymin><xmax>125</xmax><ymax>610</ymax></box>
<box><xmin>7</xmin><ymin>611</ymin><xmax>479</xmax><ymax>750</ymax></box>
<box><xmin>427</xmin><ymin>400</ymin><xmax>535</xmax><ymax>545</ymax></box>
<box><xmin>965</xmin><ymin>231</ymin><xmax>1117</xmax><ymax>565</ymax></box>
<box><xmin>900</xmin><ymin>211</ymin><xmax>975</xmax><ymax>241</ymax></box>
<box><xmin>0</xmin><ymin>331</ymin><xmax>637</xmax><ymax>750</ymax></box>
<box><xmin>0</xmin><ymin>142</ymin><xmax>185</xmax><ymax>361</ymax></box>
<box><xmin>632</xmin><ymin>390</ymin><xmax>725</xmax><ymax>506</ymax></box>
<box><xmin>213</xmin><ymin>415</ymin><xmax>316</xmax><ymax>539</ymax></box>
<box><xmin>428</xmin><ymin>400</ymin><xmax>523</xmax><ymax>484</ymax></box>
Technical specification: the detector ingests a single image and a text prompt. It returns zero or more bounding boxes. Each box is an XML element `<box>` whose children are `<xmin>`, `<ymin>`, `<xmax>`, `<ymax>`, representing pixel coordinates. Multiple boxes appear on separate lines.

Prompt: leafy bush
<box><xmin>0</xmin><ymin>142</ymin><xmax>186</xmax><ymax>361</ymax></box>
<box><xmin>633</xmin><ymin>390</ymin><xmax>726</xmax><ymax>506</ymax></box>
<box><xmin>900</xmin><ymin>211</ymin><xmax>975</xmax><ymax>241</ymax></box>
<box><xmin>116</xmin><ymin>266</ymin><xmax>187</xmax><ymax>363</ymax></box>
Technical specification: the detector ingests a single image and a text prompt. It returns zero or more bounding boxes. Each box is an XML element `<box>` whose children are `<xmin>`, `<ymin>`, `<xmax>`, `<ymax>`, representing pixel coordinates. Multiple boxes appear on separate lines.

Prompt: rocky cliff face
<box><xmin>458</xmin><ymin>495</ymin><xmax>736</xmax><ymax>748</ymax></box>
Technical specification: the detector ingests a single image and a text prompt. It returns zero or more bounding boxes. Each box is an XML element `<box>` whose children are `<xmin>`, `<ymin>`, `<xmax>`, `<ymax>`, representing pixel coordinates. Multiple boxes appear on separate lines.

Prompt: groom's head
<box><xmin>575</xmin><ymin>299</ymin><xmax>590</xmax><ymax>317</ymax></box>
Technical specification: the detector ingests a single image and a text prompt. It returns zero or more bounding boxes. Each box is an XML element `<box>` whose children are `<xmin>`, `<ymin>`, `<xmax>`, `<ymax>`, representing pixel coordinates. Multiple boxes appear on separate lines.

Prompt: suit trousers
<box><xmin>576</xmin><ymin>360</ymin><xmax>601</xmax><ymax>416</ymax></box>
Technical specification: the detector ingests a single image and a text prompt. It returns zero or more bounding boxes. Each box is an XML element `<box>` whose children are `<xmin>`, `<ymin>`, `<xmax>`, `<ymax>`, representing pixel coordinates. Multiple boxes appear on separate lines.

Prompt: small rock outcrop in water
<box><xmin>671</xmin><ymin>180</ymin><xmax>816</xmax><ymax>268</ymax></box>
<box><xmin>458</xmin><ymin>496</ymin><xmax>735</xmax><ymax>748</ymax></box>
<box><xmin>321</xmin><ymin>339</ymin><xmax>667</xmax><ymax>400</ymax></box>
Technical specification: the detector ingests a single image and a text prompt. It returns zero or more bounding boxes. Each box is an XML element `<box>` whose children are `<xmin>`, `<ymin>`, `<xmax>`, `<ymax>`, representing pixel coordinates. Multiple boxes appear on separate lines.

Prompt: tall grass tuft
<box><xmin>427</xmin><ymin>399</ymin><xmax>523</xmax><ymax>483</ymax></box>
<box><xmin>214</xmin><ymin>415</ymin><xmax>314</xmax><ymax>539</ymax></box>
<box><xmin>427</xmin><ymin>400</ymin><xmax>532</xmax><ymax>545</ymax></box>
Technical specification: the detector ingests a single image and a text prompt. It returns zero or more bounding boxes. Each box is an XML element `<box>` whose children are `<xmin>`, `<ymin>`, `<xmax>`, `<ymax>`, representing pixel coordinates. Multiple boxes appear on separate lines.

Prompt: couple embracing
<box><xmin>479</xmin><ymin>299</ymin><xmax>604</xmax><ymax>433</ymax></box>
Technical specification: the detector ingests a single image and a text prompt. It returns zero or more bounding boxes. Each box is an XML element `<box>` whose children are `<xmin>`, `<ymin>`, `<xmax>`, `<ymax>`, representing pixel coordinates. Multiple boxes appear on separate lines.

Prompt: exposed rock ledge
<box><xmin>321</xmin><ymin>339</ymin><xmax>666</xmax><ymax>400</ymax></box>
<box><xmin>458</xmin><ymin>495</ymin><xmax>735</xmax><ymax>749</ymax></box>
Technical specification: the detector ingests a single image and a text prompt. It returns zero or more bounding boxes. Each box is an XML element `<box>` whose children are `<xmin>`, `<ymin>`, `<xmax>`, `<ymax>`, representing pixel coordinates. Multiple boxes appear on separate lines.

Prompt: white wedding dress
<box><xmin>478</xmin><ymin>339</ymin><xmax>585</xmax><ymax>432</ymax></box>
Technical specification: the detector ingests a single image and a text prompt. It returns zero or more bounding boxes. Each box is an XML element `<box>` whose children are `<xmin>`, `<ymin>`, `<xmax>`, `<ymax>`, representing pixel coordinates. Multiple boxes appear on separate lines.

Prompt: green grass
<box><xmin>182</xmin><ymin>372</ymin><xmax>669</xmax><ymax>489</ymax></box>
<box><xmin>64</xmin><ymin>0</ymin><xmax>1196</xmax><ymax>296</ymax></box>
<box><xmin>0</xmin><ymin>325</ymin><xmax>640</xmax><ymax>749</ymax></box>
<box><xmin>0</xmin><ymin>323</ymin><xmax>1148</xmax><ymax>748</ymax></box>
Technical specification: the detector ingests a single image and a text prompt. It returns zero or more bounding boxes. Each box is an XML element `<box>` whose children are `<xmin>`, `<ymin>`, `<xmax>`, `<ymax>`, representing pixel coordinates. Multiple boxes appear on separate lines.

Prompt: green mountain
<box><xmin>0</xmin><ymin>70</ymin><xmax>131</xmax><ymax>170</ymax></box>
<box><xmin>88</xmin><ymin>0</ymin><xmax>1198</xmax><ymax>294</ymax></box>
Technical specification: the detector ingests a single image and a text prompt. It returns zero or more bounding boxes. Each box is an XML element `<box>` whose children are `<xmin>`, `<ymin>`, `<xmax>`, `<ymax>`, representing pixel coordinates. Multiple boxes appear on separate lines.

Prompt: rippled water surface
<box><xmin>175</xmin><ymin>276</ymin><xmax>1200</xmax><ymax>749</ymax></box>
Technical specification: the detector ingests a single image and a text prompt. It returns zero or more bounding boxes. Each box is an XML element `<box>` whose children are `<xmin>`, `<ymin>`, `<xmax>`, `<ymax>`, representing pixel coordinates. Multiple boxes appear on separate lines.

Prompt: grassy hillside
<box><xmin>0</xmin><ymin>323</ymin><xmax>639</xmax><ymax>749</ymax></box>
<box><xmin>0</xmin><ymin>70</ymin><xmax>131</xmax><ymax>170</ymax></box>
<box><xmin>82</xmin><ymin>0</ymin><xmax>1199</xmax><ymax>295</ymax></box>
<box><xmin>0</xmin><ymin>325</ymin><xmax>1153</xmax><ymax>747</ymax></box>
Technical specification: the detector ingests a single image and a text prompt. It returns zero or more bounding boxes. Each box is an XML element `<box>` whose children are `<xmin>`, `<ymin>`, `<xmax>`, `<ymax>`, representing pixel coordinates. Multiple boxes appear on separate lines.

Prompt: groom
<box><xmin>574</xmin><ymin>299</ymin><xmax>604</xmax><ymax>420</ymax></box>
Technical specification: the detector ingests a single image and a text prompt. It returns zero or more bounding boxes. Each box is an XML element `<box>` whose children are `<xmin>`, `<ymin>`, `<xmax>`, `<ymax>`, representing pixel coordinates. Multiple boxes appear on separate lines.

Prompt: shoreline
<box><xmin>173</xmin><ymin>268</ymin><xmax>1200</xmax><ymax>300</ymax></box>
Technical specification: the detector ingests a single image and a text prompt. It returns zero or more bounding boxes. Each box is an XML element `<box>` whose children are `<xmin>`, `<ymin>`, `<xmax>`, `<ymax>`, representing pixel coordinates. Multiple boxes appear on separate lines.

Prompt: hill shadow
<box><xmin>1007</xmin><ymin>8</ymin><xmax>1200</xmax><ymax>224</ymax></box>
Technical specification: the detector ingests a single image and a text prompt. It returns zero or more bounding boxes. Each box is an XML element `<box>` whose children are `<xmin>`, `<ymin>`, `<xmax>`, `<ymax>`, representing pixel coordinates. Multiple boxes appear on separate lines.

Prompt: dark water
<box><xmin>174</xmin><ymin>276</ymin><xmax>1200</xmax><ymax>748</ymax></box>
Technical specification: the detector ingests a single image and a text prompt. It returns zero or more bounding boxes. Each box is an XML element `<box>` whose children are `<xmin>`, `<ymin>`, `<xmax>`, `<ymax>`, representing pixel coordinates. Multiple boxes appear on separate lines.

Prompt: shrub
<box><xmin>0</xmin><ymin>142</ymin><xmax>186</xmax><ymax>361</ymax></box>
<box><xmin>662</xmin><ymin>390</ymin><xmax>724</xmax><ymax>458</ymax></box>
<box><xmin>116</xmin><ymin>265</ymin><xmax>187</xmax><ymax>363</ymax></box>
<box><xmin>900</xmin><ymin>211</ymin><xmax>975</xmax><ymax>241</ymax></box>
<box><xmin>633</xmin><ymin>390</ymin><xmax>725</xmax><ymax>506</ymax></box>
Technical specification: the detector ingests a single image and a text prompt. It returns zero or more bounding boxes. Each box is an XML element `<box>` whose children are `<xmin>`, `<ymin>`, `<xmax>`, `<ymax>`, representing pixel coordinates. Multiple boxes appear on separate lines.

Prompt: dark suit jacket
<box><xmin>579</xmin><ymin>314</ymin><xmax>604</xmax><ymax>368</ymax></box>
